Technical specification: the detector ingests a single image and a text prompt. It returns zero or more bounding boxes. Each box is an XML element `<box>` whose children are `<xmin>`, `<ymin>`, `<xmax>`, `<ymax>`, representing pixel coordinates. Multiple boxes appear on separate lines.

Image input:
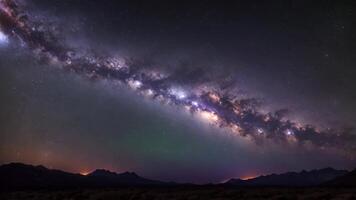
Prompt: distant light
<box><xmin>286</xmin><ymin>129</ymin><xmax>293</xmax><ymax>136</ymax></box>
<box><xmin>257</xmin><ymin>128</ymin><xmax>263</xmax><ymax>134</ymax></box>
<box><xmin>178</xmin><ymin>93</ymin><xmax>186</xmax><ymax>99</ymax></box>
<box><xmin>240</xmin><ymin>175</ymin><xmax>257</xmax><ymax>180</ymax></box>
<box><xmin>65</xmin><ymin>59</ymin><xmax>72</xmax><ymax>65</ymax></box>
<box><xmin>128</xmin><ymin>79</ymin><xmax>142</xmax><ymax>89</ymax></box>
<box><xmin>208</xmin><ymin>92</ymin><xmax>220</xmax><ymax>103</ymax></box>
<box><xmin>184</xmin><ymin>105</ymin><xmax>191</xmax><ymax>111</ymax></box>
<box><xmin>146</xmin><ymin>89</ymin><xmax>154</xmax><ymax>96</ymax></box>
<box><xmin>231</xmin><ymin>124</ymin><xmax>242</xmax><ymax>134</ymax></box>
<box><xmin>169</xmin><ymin>88</ymin><xmax>187</xmax><ymax>99</ymax></box>
<box><xmin>133</xmin><ymin>80</ymin><xmax>142</xmax><ymax>88</ymax></box>
<box><xmin>199</xmin><ymin>111</ymin><xmax>219</xmax><ymax>122</ymax></box>
<box><xmin>192</xmin><ymin>101</ymin><xmax>199</xmax><ymax>107</ymax></box>
<box><xmin>0</xmin><ymin>30</ymin><xmax>9</xmax><ymax>46</ymax></box>
<box><xmin>80</xmin><ymin>171</ymin><xmax>90</xmax><ymax>176</ymax></box>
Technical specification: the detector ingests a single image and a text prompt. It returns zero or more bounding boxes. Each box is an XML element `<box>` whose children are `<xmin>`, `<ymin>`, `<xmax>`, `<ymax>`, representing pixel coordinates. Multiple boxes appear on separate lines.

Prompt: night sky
<box><xmin>1</xmin><ymin>0</ymin><xmax>356</xmax><ymax>183</ymax></box>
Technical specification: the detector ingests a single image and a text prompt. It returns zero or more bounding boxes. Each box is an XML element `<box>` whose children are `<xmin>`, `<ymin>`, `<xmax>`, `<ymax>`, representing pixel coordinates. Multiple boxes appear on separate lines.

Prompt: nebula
<box><xmin>1</xmin><ymin>0</ymin><xmax>355</xmax><ymax>156</ymax></box>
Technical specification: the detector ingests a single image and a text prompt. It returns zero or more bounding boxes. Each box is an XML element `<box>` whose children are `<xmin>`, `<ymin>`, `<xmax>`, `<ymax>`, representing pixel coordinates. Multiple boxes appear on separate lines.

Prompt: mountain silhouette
<box><xmin>0</xmin><ymin>163</ymin><xmax>167</xmax><ymax>189</ymax></box>
<box><xmin>324</xmin><ymin>168</ymin><xmax>356</xmax><ymax>187</ymax></box>
<box><xmin>224</xmin><ymin>168</ymin><xmax>348</xmax><ymax>187</ymax></box>
<box><xmin>1</xmin><ymin>163</ymin><xmax>353</xmax><ymax>189</ymax></box>
<box><xmin>87</xmin><ymin>169</ymin><xmax>164</xmax><ymax>186</ymax></box>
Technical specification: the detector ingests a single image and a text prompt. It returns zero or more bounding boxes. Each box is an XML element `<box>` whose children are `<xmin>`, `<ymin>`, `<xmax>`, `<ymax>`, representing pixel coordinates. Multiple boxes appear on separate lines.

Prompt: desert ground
<box><xmin>1</xmin><ymin>187</ymin><xmax>356</xmax><ymax>200</ymax></box>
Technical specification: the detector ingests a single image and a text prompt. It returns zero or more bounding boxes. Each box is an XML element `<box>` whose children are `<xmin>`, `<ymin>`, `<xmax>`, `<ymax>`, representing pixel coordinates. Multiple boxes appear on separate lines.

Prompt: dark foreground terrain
<box><xmin>2</xmin><ymin>163</ymin><xmax>356</xmax><ymax>199</ymax></box>
<box><xmin>1</xmin><ymin>187</ymin><xmax>356</xmax><ymax>200</ymax></box>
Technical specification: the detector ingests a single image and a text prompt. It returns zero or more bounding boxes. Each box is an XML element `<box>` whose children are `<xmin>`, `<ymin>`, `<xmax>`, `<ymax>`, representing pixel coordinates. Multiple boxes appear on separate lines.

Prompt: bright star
<box><xmin>0</xmin><ymin>30</ymin><xmax>9</xmax><ymax>46</ymax></box>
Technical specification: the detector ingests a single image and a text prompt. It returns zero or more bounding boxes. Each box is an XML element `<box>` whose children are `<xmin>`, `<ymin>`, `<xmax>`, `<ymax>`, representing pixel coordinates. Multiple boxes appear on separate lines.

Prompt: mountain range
<box><xmin>224</xmin><ymin>168</ymin><xmax>349</xmax><ymax>187</ymax></box>
<box><xmin>0</xmin><ymin>163</ymin><xmax>355</xmax><ymax>189</ymax></box>
<box><xmin>0</xmin><ymin>163</ymin><xmax>167</xmax><ymax>189</ymax></box>
<box><xmin>323</xmin><ymin>169</ymin><xmax>356</xmax><ymax>187</ymax></box>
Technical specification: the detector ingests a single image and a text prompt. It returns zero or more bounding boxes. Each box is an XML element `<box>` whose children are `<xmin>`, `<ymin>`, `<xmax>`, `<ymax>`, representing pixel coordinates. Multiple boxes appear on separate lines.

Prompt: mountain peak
<box><xmin>88</xmin><ymin>169</ymin><xmax>117</xmax><ymax>177</ymax></box>
<box><xmin>2</xmin><ymin>162</ymin><xmax>32</xmax><ymax>168</ymax></box>
<box><xmin>88</xmin><ymin>169</ymin><xmax>139</xmax><ymax>178</ymax></box>
<box><xmin>120</xmin><ymin>171</ymin><xmax>139</xmax><ymax>177</ymax></box>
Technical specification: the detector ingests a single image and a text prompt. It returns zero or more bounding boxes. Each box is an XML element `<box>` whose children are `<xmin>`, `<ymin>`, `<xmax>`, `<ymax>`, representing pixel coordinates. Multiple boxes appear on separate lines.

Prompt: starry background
<box><xmin>1</xmin><ymin>0</ymin><xmax>356</xmax><ymax>183</ymax></box>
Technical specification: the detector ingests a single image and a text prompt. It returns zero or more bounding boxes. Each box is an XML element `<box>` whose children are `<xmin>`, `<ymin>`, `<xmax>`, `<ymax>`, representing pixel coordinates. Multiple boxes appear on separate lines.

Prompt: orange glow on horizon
<box><xmin>79</xmin><ymin>171</ymin><xmax>90</xmax><ymax>176</ymax></box>
<box><xmin>240</xmin><ymin>175</ymin><xmax>257</xmax><ymax>180</ymax></box>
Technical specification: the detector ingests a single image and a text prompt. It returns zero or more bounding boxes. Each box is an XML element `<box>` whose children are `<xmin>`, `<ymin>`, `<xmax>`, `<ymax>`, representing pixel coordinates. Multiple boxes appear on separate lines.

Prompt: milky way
<box><xmin>1</xmin><ymin>0</ymin><xmax>356</xmax><ymax>155</ymax></box>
